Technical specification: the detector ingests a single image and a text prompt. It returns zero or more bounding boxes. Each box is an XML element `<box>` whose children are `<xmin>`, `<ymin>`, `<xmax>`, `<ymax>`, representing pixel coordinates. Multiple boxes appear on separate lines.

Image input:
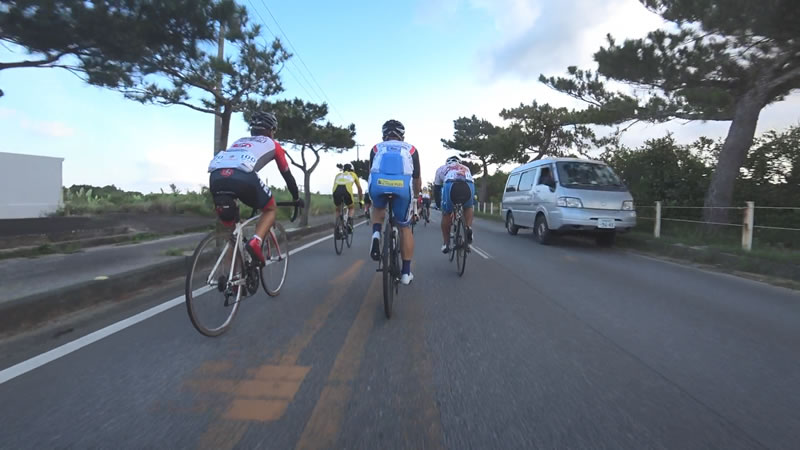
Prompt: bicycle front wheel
<box><xmin>382</xmin><ymin>223</ymin><xmax>394</xmax><ymax>319</ymax></box>
<box><xmin>261</xmin><ymin>223</ymin><xmax>289</xmax><ymax>296</ymax></box>
<box><xmin>185</xmin><ymin>230</ymin><xmax>242</xmax><ymax>337</ymax></box>
<box><xmin>456</xmin><ymin>217</ymin><xmax>467</xmax><ymax>277</ymax></box>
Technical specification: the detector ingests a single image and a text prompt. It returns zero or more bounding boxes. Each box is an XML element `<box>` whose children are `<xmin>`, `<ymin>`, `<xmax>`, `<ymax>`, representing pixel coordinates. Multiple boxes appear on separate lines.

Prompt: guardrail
<box><xmin>638</xmin><ymin>202</ymin><xmax>800</xmax><ymax>251</ymax></box>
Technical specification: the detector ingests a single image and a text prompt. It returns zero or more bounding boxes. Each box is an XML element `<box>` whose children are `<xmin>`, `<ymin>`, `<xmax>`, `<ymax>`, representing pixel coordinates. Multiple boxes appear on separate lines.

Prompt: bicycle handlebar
<box><xmin>276</xmin><ymin>200</ymin><xmax>303</xmax><ymax>222</ymax></box>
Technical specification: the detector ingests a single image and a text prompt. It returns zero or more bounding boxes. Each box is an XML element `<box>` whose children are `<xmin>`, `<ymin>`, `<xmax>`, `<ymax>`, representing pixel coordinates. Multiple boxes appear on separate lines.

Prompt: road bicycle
<box><xmin>185</xmin><ymin>200</ymin><xmax>301</xmax><ymax>337</ymax></box>
<box><xmin>375</xmin><ymin>194</ymin><xmax>402</xmax><ymax>319</ymax></box>
<box><xmin>447</xmin><ymin>201</ymin><xmax>469</xmax><ymax>277</ymax></box>
<box><xmin>333</xmin><ymin>203</ymin><xmax>354</xmax><ymax>255</ymax></box>
<box><xmin>421</xmin><ymin>202</ymin><xmax>430</xmax><ymax>226</ymax></box>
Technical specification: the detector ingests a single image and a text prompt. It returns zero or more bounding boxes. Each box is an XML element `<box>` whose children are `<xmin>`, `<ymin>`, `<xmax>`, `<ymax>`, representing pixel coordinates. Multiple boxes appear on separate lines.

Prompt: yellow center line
<box><xmin>277</xmin><ymin>259</ymin><xmax>365</xmax><ymax>366</ymax></box>
<box><xmin>295</xmin><ymin>274</ymin><xmax>381</xmax><ymax>450</ymax></box>
<box><xmin>194</xmin><ymin>259</ymin><xmax>365</xmax><ymax>450</ymax></box>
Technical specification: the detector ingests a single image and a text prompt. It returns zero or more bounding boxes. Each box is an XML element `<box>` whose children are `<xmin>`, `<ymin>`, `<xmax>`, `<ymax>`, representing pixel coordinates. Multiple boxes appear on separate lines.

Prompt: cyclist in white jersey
<box><xmin>208</xmin><ymin>111</ymin><xmax>301</xmax><ymax>264</ymax></box>
<box><xmin>433</xmin><ymin>156</ymin><xmax>475</xmax><ymax>253</ymax></box>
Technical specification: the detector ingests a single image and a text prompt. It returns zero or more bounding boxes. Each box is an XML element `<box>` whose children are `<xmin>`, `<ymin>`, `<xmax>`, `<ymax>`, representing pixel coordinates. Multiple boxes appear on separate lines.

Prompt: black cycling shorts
<box><xmin>333</xmin><ymin>185</ymin><xmax>353</xmax><ymax>206</ymax></box>
<box><xmin>209</xmin><ymin>168</ymin><xmax>273</xmax><ymax>212</ymax></box>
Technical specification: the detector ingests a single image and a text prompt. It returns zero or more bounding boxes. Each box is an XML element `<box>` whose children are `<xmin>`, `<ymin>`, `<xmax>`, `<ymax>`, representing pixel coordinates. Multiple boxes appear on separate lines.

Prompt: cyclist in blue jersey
<box><xmin>367</xmin><ymin>120</ymin><xmax>421</xmax><ymax>285</ymax></box>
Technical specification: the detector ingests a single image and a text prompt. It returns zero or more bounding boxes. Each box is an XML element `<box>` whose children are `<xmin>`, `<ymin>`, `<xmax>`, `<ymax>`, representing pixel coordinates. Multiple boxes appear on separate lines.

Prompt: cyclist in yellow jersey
<box><xmin>332</xmin><ymin>164</ymin><xmax>363</xmax><ymax>230</ymax></box>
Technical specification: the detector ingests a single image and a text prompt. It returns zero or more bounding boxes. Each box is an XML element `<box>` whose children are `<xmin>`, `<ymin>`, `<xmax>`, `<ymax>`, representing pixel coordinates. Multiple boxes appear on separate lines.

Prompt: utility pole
<box><xmin>354</xmin><ymin>143</ymin><xmax>365</xmax><ymax>161</ymax></box>
<box><xmin>213</xmin><ymin>21</ymin><xmax>225</xmax><ymax>155</ymax></box>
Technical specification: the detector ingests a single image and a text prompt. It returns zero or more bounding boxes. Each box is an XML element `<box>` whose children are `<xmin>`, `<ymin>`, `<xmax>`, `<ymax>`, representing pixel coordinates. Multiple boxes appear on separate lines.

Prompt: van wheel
<box><xmin>534</xmin><ymin>214</ymin><xmax>552</xmax><ymax>245</ymax></box>
<box><xmin>506</xmin><ymin>212</ymin><xmax>520</xmax><ymax>235</ymax></box>
<box><xmin>596</xmin><ymin>231</ymin><xmax>616</xmax><ymax>247</ymax></box>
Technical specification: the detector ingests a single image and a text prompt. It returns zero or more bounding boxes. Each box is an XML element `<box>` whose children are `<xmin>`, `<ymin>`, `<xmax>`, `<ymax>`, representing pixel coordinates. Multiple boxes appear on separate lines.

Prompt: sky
<box><xmin>1</xmin><ymin>0</ymin><xmax>799</xmax><ymax>195</ymax></box>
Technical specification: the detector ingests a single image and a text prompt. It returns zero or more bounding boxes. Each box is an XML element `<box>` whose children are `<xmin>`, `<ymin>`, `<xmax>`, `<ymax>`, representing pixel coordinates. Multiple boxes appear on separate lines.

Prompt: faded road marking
<box><xmin>295</xmin><ymin>274</ymin><xmax>380</xmax><ymax>450</ymax></box>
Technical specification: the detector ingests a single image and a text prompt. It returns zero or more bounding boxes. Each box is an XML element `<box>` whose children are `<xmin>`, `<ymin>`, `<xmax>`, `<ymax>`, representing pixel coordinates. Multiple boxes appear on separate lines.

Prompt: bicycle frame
<box><xmin>206</xmin><ymin>214</ymin><xmax>261</xmax><ymax>297</ymax></box>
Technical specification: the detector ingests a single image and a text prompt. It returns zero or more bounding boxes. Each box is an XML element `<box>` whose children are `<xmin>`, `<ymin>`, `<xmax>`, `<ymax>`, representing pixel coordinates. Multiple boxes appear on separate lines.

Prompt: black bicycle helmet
<box><xmin>446</xmin><ymin>156</ymin><xmax>460</xmax><ymax>164</ymax></box>
<box><xmin>382</xmin><ymin>119</ymin><xmax>405</xmax><ymax>140</ymax></box>
<box><xmin>343</xmin><ymin>163</ymin><xmax>353</xmax><ymax>171</ymax></box>
<box><xmin>250</xmin><ymin>111</ymin><xmax>278</xmax><ymax>131</ymax></box>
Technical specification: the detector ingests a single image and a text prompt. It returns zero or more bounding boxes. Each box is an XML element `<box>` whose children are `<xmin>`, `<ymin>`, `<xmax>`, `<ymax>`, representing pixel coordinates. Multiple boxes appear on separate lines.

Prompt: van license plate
<box><xmin>597</xmin><ymin>219</ymin><xmax>616</xmax><ymax>229</ymax></box>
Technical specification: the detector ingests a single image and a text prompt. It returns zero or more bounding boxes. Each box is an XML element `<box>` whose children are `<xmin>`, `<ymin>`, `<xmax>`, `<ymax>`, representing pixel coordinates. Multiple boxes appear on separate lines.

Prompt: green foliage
<box><xmin>59</xmin><ymin>183</ymin><xmax>335</xmax><ymax>220</ymax></box>
<box><xmin>500</xmin><ymin>101</ymin><xmax>600</xmax><ymax>160</ymax></box>
<box><xmin>602</xmin><ymin>134</ymin><xmax>712</xmax><ymax>207</ymax></box>
<box><xmin>539</xmin><ymin>0</ymin><xmax>800</xmax><ymax>214</ymax></box>
<box><xmin>247</xmin><ymin>98</ymin><xmax>356</xmax><ymax>225</ymax></box>
<box><xmin>0</xmin><ymin>0</ymin><xmax>234</xmax><ymax>97</ymax></box>
<box><xmin>116</xmin><ymin>4</ymin><xmax>289</xmax><ymax>152</ymax></box>
<box><xmin>442</xmin><ymin>115</ymin><xmax>521</xmax><ymax>201</ymax></box>
<box><xmin>348</xmin><ymin>159</ymin><xmax>370</xmax><ymax>182</ymax></box>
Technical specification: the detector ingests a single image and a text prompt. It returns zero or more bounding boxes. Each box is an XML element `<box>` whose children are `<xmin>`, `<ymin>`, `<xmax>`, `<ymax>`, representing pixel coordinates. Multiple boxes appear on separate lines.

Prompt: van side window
<box><xmin>505</xmin><ymin>173</ymin><xmax>521</xmax><ymax>192</ymax></box>
<box><xmin>518</xmin><ymin>170</ymin><xmax>536</xmax><ymax>191</ymax></box>
<box><xmin>537</xmin><ymin>166</ymin><xmax>554</xmax><ymax>186</ymax></box>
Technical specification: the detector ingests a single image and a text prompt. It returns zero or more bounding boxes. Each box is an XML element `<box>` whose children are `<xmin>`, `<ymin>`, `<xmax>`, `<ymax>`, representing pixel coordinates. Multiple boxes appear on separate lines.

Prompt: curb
<box><xmin>0</xmin><ymin>222</ymin><xmax>333</xmax><ymax>336</ymax></box>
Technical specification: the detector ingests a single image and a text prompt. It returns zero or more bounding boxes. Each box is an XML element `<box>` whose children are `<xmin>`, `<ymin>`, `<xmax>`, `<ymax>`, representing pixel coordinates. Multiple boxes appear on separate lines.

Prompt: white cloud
<box><xmin>0</xmin><ymin>107</ymin><xmax>16</xmax><ymax>119</ymax></box>
<box><xmin>20</xmin><ymin>118</ymin><xmax>75</xmax><ymax>138</ymax></box>
<box><xmin>477</xmin><ymin>0</ymin><xmax>664</xmax><ymax>80</ymax></box>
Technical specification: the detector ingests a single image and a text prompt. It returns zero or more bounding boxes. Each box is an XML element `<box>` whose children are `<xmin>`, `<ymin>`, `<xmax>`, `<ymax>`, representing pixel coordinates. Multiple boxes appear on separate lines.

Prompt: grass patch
<box><xmin>115</xmin><ymin>232</ymin><xmax>160</xmax><ymax>246</ymax></box>
<box><xmin>163</xmin><ymin>247</ymin><xmax>190</xmax><ymax>257</ymax></box>
<box><xmin>476</xmin><ymin>211</ymin><xmax>503</xmax><ymax>222</ymax></box>
<box><xmin>617</xmin><ymin>231</ymin><xmax>800</xmax><ymax>285</ymax></box>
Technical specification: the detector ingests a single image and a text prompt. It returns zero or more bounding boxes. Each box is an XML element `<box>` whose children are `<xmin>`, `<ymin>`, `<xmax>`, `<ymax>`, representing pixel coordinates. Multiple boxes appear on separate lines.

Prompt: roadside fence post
<box><xmin>654</xmin><ymin>201</ymin><xmax>662</xmax><ymax>238</ymax></box>
<box><xmin>742</xmin><ymin>201</ymin><xmax>755</xmax><ymax>251</ymax></box>
<box><xmin>490</xmin><ymin>203</ymin><xmax>494</xmax><ymax>215</ymax></box>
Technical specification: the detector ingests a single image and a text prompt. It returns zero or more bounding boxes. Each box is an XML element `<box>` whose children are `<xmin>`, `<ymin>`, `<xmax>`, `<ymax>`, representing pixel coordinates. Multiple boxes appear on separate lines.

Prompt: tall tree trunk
<box><xmin>479</xmin><ymin>159</ymin><xmax>489</xmax><ymax>202</ymax></box>
<box><xmin>218</xmin><ymin>107</ymin><xmax>232</xmax><ymax>154</ymax></box>
<box><xmin>703</xmin><ymin>91</ymin><xmax>765</xmax><ymax>223</ymax></box>
<box><xmin>301</xmin><ymin>171</ymin><xmax>311</xmax><ymax>227</ymax></box>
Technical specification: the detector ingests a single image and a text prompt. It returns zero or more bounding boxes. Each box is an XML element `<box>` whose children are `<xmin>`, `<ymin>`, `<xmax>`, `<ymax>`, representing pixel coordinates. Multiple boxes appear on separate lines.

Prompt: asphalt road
<box><xmin>0</xmin><ymin>213</ymin><xmax>798</xmax><ymax>449</ymax></box>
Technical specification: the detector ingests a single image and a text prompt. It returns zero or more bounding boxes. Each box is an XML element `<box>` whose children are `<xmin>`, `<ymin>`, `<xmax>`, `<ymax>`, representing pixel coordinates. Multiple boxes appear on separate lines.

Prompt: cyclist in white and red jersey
<box><xmin>434</xmin><ymin>156</ymin><xmax>475</xmax><ymax>253</ymax></box>
<box><xmin>208</xmin><ymin>111</ymin><xmax>302</xmax><ymax>264</ymax></box>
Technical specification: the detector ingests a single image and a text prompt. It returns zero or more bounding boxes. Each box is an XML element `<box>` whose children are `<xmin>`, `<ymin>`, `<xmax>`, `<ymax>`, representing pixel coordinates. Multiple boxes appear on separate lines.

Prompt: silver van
<box><xmin>501</xmin><ymin>158</ymin><xmax>636</xmax><ymax>246</ymax></box>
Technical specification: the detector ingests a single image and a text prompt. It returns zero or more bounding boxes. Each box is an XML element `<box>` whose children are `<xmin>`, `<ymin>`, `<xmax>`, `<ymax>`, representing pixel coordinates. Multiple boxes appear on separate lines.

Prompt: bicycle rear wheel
<box><xmin>185</xmin><ymin>230</ymin><xmax>242</xmax><ymax>337</ymax></box>
<box><xmin>456</xmin><ymin>216</ymin><xmax>467</xmax><ymax>277</ymax></box>
<box><xmin>449</xmin><ymin>219</ymin><xmax>456</xmax><ymax>263</ymax></box>
<box><xmin>345</xmin><ymin>216</ymin><xmax>354</xmax><ymax>248</ymax></box>
<box><xmin>260</xmin><ymin>223</ymin><xmax>289</xmax><ymax>296</ymax></box>
<box><xmin>382</xmin><ymin>221</ymin><xmax>394</xmax><ymax>319</ymax></box>
<box><xmin>334</xmin><ymin>212</ymin><xmax>344</xmax><ymax>255</ymax></box>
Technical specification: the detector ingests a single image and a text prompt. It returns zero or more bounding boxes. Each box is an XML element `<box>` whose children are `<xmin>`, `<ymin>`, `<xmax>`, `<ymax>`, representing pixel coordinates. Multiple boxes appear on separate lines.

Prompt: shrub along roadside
<box><xmin>58</xmin><ymin>185</ymin><xmax>335</xmax><ymax>220</ymax></box>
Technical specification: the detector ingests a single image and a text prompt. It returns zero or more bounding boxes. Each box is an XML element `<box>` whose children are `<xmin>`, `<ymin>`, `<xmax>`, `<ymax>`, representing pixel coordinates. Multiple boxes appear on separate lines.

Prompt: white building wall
<box><xmin>0</xmin><ymin>152</ymin><xmax>64</xmax><ymax>219</ymax></box>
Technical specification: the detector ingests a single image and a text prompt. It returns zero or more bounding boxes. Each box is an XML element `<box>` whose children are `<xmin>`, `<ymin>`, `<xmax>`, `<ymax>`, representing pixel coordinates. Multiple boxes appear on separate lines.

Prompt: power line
<box><xmin>257</xmin><ymin>0</ymin><xmax>347</xmax><ymax>124</ymax></box>
<box><xmin>244</xmin><ymin>0</ymin><xmax>324</xmax><ymax>105</ymax></box>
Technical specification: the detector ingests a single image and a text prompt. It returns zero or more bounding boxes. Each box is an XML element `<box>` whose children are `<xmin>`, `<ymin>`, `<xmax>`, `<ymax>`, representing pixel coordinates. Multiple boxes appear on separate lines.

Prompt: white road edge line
<box><xmin>0</xmin><ymin>223</ymin><xmax>360</xmax><ymax>386</ymax></box>
<box><xmin>471</xmin><ymin>245</ymin><xmax>491</xmax><ymax>259</ymax></box>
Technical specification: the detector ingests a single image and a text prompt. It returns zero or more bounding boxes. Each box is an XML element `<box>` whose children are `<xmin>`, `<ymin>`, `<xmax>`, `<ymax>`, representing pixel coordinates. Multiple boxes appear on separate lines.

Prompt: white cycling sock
<box><xmin>252</xmin><ymin>235</ymin><xmax>263</xmax><ymax>243</ymax></box>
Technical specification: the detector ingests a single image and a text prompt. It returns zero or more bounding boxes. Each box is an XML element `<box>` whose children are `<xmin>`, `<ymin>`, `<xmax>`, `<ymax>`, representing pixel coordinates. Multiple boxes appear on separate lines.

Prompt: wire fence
<box><xmin>475</xmin><ymin>201</ymin><xmax>798</xmax><ymax>253</ymax></box>
<box><xmin>635</xmin><ymin>202</ymin><xmax>800</xmax><ymax>252</ymax></box>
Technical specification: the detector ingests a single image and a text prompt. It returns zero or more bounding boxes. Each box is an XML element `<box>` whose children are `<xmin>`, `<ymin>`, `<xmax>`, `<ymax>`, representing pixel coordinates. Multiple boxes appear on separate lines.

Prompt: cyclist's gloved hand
<box><xmin>295</xmin><ymin>198</ymin><xmax>305</xmax><ymax>209</ymax></box>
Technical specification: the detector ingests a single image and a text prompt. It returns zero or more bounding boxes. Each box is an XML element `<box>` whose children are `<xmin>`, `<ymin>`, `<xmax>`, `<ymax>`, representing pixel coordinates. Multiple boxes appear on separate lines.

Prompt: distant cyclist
<box><xmin>421</xmin><ymin>189</ymin><xmax>431</xmax><ymax>222</ymax></box>
<box><xmin>332</xmin><ymin>163</ymin><xmax>363</xmax><ymax>231</ymax></box>
<box><xmin>207</xmin><ymin>111</ymin><xmax>302</xmax><ymax>264</ymax></box>
<box><xmin>368</xmin><ymin>119</ymin><xmax>421</xmax><ymax>285</ymax></box>
<box><xmin>433</xmin><ymin>156</ymin><xmax>475</xmax><ymax>253</ymax></box>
